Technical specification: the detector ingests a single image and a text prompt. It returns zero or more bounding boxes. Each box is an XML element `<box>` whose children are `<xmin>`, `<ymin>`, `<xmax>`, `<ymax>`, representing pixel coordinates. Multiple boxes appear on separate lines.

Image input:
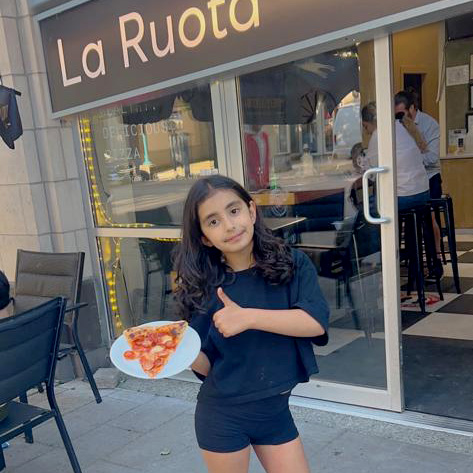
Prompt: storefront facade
<box><xmin>2</xmin><ymin>0</ymin><xmax>473</xmax><ymax>416</ymax></box>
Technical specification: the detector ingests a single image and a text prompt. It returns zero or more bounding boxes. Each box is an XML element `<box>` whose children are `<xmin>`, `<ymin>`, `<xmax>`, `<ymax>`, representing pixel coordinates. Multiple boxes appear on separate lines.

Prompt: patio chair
<box><xmin>0</xmin><ymin>298</ymin><xmax>82</xmax><ymax>472</ymax></box>
<box><xmin>295</xmin><ymin>208</ymin><xmax>382</xmax><ymax>340</ymax></box>
<box><xmin>13</xmin><ymin>250</ymin><xmax>102</xmax><ymax>404</ymax></box>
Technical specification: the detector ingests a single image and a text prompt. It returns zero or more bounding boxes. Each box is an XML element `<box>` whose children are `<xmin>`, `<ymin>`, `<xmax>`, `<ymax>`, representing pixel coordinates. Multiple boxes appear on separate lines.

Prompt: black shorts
<box><xmin>429</xmin><ymin>173</ymin><xmax>442</xmax><ymax>199</ymax></box>
<box><xmin>195</xmin><ymin>392</ymin><xmax>299</xmax><ymax>453</ymax></box>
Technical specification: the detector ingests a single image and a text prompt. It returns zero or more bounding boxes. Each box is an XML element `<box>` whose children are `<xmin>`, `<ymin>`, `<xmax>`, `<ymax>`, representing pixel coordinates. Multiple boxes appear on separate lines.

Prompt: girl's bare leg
<box><xmin>253</xmin><ymin>437</ymin><xmax>311</xmax><ymax>473</ymax></box>
<box><xmin>200</xmin><ymin>445</ymin><xmax>251</xmax><ymax>473</ymax></box>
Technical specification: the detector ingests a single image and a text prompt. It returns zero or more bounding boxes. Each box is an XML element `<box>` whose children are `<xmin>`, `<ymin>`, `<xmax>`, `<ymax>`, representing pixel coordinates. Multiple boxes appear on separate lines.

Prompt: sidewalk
<box><xmin>3</xmin><ymin>380</ymin><xmax>473</xmax><ymax>473</ymax></box>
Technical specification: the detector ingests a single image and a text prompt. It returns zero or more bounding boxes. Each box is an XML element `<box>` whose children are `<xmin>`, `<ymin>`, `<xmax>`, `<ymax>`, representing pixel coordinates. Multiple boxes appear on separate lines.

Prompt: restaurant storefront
<box><xmin>10</xmin><ymin>0</ymin><xmax>473</xmax><ymax>418</ymax></box>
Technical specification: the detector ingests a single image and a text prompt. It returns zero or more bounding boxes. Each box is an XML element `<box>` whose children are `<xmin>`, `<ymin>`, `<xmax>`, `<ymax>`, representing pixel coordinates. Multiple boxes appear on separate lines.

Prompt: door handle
<box><xmin>362</xmin><ymin>166</ymin><xmax>390</xmax><ymax>225</ymax></box>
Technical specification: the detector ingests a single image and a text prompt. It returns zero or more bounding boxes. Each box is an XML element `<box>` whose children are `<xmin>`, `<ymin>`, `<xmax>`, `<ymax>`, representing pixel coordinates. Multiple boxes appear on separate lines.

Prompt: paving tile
<box><xmin>72</xmin><ymin>424</ymin><xmax>143</xmax><ymax>467</ymax></box>
<box><xmin>292</xmin><ymin>420</ymin><xmax>344</xmax><ymax>453</ymax></box>
<box><xmin>27</xmin><ymin>389</ymin><xmax>96</xmax><ymax>414</ymax></box>
<box><xmin>105</xmin><ymin>388</ymin><xmax>158</xmax><ymax>405</ymax></box>
<box><xmin>84</xmin><ymin>459</ymin><xmax>143</xmax><ymax>473</ymax></box>
<box><xmin>403</xmin><ymin>312</ymin><xmax>473</xmax><ymax>340</ymax></box>
<box><xmin>5</xmin><ymin>384</ymin><xmax>473</xmax><ymax>473</ymax></box>
<box><xmin>458</xmin><ymin>251</ymin><xmax>473</xmax><ymax>263</ymax></box>
<box><xmin>2</xmin><ymin>437</ymin><xmax>54</xmax><ymax>470</ymax></box>
<box><xmin>32</xmin><ymin>409</ymin><xmax>101</xmax><ymax>447</ymax></box>
<box><xmin>107</xmin><ymin>396</ymin><xmax>193</xmax><ymax>433</ymax></box>
<box><xmin>68</xmin><ymin>396</ymin><xmax>139</xmax><ymax>427</ymax></box>
<box><xmin>386</xmin><ymin>443</ymin><xmax>472</xmax><ymax>473</ymax></box>
<box><xmin>9</xmin><ymin>446</ymin><xmax>85</xmax><ymax>473</ymax></box>
<box><xmin>438</xmin><ymin>294</ymin><xmax>473</xmax><ymax>315</ymax></box>
<box><xmin>313</xmin><ymin>430</ymin><xmax>404</xmax><ymax>472</ymax></box>
<box><xmin>107</xmin><ymin>412</ymin><xmax>196</xmax><ymax>471</ymax></box>
<box><xmin>444</xmin><ymin>263</ymin><xmax>473</xmax><ymax>278</ymax></box>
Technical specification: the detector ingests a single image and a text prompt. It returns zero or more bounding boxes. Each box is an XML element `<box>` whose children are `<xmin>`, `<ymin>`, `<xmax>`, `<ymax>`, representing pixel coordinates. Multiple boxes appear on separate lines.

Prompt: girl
<box><xmin>174</xmin><ymin>175</ymin><xmax>329</xmax><ymax>473</ymax></box>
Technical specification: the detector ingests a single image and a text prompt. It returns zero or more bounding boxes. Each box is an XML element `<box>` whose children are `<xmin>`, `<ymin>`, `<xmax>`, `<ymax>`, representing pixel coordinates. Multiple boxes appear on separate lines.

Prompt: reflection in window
<box><xmin>79</xmin><ymin>85</ymin><xmax>217</xmax><ymax>227</ymax></box>
<box><xmin>98</xmin><ymin>237</ymin><xmax>179</xmax><ymax>337</ymax></box>
<box><xmin>239</xmin><ymin>49</ymin><xmax>361</xmax><ymax>192</ymax></box>
<box><xmin>238</xmin><ymin>44</ymin><xmax>387</xmax><ymax>389</ymax></box>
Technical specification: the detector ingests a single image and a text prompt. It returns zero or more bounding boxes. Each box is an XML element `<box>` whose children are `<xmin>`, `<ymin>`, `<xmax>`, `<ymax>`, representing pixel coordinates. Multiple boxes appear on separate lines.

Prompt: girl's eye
<box><xmin>209</xmin><ymin>219</ymin><xmax>218</xmax><ymax>227</ymax></box>
<box><xmin>230</xmin><ymin>207</ymin><xmax>240</xmax><ymax>215</ymax></box>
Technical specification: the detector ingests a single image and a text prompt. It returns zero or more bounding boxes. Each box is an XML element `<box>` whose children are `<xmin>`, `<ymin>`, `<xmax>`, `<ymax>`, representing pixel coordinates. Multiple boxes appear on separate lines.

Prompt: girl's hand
<box><xmin>213</xmin><ymin>288</ymin><xmax>253</xmax><ymax>338</ymax></box>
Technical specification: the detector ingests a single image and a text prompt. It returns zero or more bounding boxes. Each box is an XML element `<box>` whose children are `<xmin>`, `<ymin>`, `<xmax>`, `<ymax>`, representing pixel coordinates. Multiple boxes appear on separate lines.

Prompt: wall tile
<box><xmin>0</xmin><ymin>0</ymin><xmax>17</xmax><ymax>17</ymax></box>
<box><xmin>45</xmin><ymin>180</ymin><xmax>87</xmax><ymax>233</ymax></box>
<box><xmin>0</xmin><ymin>234</ymin><xmax>41</xmax><ymax>279</ymax></box>
<box><xmin>0</xmin><ymin>130</ymin><xmax>41</xmax><ymax>184</ymax></box>
<box><xmin>36</xmin><ymin>128</ymin><xmax>67</xmax><ymax>181</ymax></box>
<box><xmin>0</xmin><ymin>17</ymin><xmax>24</xmax><ymax>75</ymax></box>
<box><xmin>15</xmin><ymin>0</ymin><xmax>30</xmax><ymax>17</ymax></box>
<box><xmin>17</xmin><ymin>14</ymin><xmax>46</xmax><ymax>74</ymax></box>
<box><xmin>27</xmin><ymin>72</ymin><xmax>57</xmax><ymax>128</ymax></box>
<box><xmin>60</xmin><ymin>126</ymin><xmax>80</xmax><ymax>179</ymax></box>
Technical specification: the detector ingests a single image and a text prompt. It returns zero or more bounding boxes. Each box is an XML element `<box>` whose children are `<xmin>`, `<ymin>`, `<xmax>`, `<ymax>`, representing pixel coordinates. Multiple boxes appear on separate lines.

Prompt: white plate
<box><xmin>110</xmin><ymin>321</ymin><xmax>201</xmax><ymax>379</ymax></box>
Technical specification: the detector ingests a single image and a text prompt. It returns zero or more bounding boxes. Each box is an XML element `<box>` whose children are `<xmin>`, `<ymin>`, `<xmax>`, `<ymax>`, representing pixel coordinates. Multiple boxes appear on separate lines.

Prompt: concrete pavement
<box><xmin>2</xmin><ymin>379</ymin><xmax>473</xmax><ymax>473</ymax></box>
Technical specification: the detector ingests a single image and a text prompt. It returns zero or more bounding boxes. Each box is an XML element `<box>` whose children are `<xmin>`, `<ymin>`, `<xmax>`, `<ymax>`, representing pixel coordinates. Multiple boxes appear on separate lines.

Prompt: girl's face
<box><xmin>197</xmin><ymin>189</ymin><xmax>256</xmax><ymax>258</ymax></box>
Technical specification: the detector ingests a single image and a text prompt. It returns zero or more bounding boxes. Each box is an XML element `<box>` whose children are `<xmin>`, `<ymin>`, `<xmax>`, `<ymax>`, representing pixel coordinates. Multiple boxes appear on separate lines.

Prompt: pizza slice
<box><xmin>122</xmin><ymin>321</ymin><xmax>188</xmax><ymax>378</ymax></box>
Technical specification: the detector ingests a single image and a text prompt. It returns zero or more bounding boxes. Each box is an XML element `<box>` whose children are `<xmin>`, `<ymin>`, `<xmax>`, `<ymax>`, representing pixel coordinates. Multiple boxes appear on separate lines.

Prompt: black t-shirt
<box><xmin>190</xmin><ymin>248</ymin><xmax>330</xmax><ymax>405</ymax></box>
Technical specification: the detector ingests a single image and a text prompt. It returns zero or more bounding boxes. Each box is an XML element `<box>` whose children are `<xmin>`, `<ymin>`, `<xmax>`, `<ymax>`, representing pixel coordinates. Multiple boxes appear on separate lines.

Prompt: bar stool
<box><xmin>429</xmin><ymin>196</ymin><xmax>461</xmax><ymax>294</ymax></box>
<box><xmin>399</xmin><ymin>204</ymin><xmax>443</xmax><ymax>314</ymax></box>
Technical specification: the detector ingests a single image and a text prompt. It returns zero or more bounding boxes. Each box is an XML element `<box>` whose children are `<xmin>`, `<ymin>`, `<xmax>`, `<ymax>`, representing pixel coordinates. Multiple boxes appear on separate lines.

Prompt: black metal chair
<box><xmin>399</xmin><ymin>204</ymin><xmax>443</xmax><ymax>314</ymax></box>
<box><xmin>13</xmin><ymin>250</ymin><xmax>102</xmax><ymax>404</ymax></box>
<box><xmin>0</xmin><ymin>298</ymin><xmax>82</xmax><ymax>472</ymax></box>
<box><xmin>294</xmin><ymin>209</ymin><xmax>382</xmax><ymax>339</ymax></box>
<box><xmin>430</xmin><ymin>196</ymin><xmax>461</xmax><ymax>294</ymax></box>
<box><xmin>138</xmin><ymin>239</ymin><xmax>174</xmax><ymax>317</ymax></box>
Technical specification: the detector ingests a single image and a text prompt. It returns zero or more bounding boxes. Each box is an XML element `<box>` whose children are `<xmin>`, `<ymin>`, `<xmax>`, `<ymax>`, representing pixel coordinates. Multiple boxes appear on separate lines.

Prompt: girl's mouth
<box><xmin>225</xmin><ymin>231</ymin><xmax>244</xmax><ymax>243</ymax></box>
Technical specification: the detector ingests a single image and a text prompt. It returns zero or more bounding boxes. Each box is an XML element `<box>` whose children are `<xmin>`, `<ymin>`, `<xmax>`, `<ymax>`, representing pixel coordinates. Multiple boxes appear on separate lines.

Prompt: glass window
<box><xmin>98</xmin><ymin>237</ymin><xmax>179</xmax><ymax>337</ymax></box>
<box><xmin>238</xmin><ymin>43</ymin><xmax>387</xmax><ymax>389</ymax></box>
<box><xmin>79</xmin><ymin>85</ymin><xmax>217</xmax><ymax>228</ymax></box>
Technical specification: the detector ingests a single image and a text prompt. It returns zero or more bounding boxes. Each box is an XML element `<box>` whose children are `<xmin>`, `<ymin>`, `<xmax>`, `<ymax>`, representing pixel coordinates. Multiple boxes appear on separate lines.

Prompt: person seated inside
<box><xmin>0</xmin><ymin>270</ymin><xmax>13</xmax><ymax>319</ymax></box>
<box><xmin>361</xmin><ymin>102</ymin><xmax>443</xmax><ymax>279</ymax></box>
<box><xmin>361</xmin><ymin>101</ymin><xmax>430</xmax><ymax>209</ymax></box>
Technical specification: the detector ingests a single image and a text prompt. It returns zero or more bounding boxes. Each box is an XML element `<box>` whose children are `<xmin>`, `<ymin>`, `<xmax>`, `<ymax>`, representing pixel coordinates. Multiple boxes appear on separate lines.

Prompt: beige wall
<box><xmin>392</xmin><ymin>23</ymin><xmax>441</xmax><ymax>121</ymax></box>
<box><xmin>0</xmin><ymin>1</ymin><xmax>93</xmax><ymax>278</ymax></box>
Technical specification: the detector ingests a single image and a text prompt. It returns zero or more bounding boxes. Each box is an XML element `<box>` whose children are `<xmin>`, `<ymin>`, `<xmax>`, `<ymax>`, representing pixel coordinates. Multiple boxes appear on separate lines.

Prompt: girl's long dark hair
<box><xmin>173</xmin><ymin>175</ymin><xmax>294</xmax><ymax>319</ymax></box>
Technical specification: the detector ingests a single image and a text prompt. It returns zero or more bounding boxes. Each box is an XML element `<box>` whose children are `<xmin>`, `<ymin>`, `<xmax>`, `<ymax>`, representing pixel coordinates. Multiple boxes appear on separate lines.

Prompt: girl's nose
<box><xmin>222</xmin><ymin>216</ymin><xmax>235</xmax><ymax>231</ymax></box>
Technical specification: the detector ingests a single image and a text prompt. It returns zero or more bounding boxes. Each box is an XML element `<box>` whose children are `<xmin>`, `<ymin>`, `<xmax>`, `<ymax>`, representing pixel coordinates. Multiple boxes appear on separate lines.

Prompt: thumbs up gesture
<box><xmin>213</xmin><ymin>287</ymin><xmax>253</xmax><ymax>338</ymax></box>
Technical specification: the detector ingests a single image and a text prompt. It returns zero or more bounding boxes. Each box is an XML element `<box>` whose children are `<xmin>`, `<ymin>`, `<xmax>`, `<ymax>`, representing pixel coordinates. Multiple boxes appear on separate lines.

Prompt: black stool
<box><xmin>430</xmin><ymin>196</ymin><xmax>461</xmax><ymax>294</ymax></box>
<box><xmin>399</xmin><ymin>204</ymin><xmax>443</xmax><ymax>314</ymax></box>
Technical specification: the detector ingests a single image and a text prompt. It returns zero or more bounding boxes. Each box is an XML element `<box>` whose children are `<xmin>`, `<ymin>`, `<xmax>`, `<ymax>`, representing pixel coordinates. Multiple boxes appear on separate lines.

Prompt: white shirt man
<box><xmin>394</xmin><ymin>92</ymin><xmax>442</xmax><ymax>198</ymax></box>
<box><xmin>364</xmin><ymin>120</ymin><xmax>429</xmax><ymax>197</ymax></box>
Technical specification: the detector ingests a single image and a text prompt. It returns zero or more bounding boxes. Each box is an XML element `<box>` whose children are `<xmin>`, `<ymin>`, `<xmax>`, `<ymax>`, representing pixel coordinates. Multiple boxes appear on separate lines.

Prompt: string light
<box><xmin>79</xmin><ymin>117</ymin><xmax>181</xmax><ymax>334</ymax></box>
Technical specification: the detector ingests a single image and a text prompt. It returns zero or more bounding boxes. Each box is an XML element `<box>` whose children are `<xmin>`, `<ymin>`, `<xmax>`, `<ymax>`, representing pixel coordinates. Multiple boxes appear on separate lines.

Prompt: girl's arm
<box><xmin>245</xmin><ymin>308</ymin><xmax>324</xmax><ymax>337</ymax></box>
<box><xmin>191</xmin><ymin>351</ymin><xmax>211</xmax><ymax>376</ymax></box>
<box><xmin>214</xmin><ymin>288</ymin><xmax>325</xmax><ymax>338</ymax></box>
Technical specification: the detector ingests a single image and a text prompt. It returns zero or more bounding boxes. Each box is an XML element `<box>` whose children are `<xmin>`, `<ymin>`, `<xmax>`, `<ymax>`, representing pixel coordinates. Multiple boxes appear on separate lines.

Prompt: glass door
<box><xmin>234</xmin><ymin>36</ymin><xmax>403</xmax><ymax>411</ymax></box>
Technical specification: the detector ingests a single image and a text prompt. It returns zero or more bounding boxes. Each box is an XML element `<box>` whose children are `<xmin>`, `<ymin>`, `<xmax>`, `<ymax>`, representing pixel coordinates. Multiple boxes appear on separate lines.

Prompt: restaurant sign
<box><xmin>38</xmin><ymin>0</ymin><xmax>450</xmax><ymax>116</ymax></box>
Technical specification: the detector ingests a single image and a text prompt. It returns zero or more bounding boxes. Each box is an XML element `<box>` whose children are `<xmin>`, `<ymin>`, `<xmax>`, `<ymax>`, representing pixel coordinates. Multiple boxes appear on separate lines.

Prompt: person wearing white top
<box><xmin>362</xmin><ymin>101</ymin><xmax>443</xmax><ymax>280</ymax></box>
<box><xmin>394</xmin><ymin>91</ymin><xmax>441</xmax><ymax>197</ymax></box>
<box><xmin>394</xmin><ymin>91</ymin><xmax>443</xmax><ymax>266</ymax></box>
<box><xmin>361</xmin><ymin>102</ymin><xmax>430</xmax><ymax>210</ymax></box>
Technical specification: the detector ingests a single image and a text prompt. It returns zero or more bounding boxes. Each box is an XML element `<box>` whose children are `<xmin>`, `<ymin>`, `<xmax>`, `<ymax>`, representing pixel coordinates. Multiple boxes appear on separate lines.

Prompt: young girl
<box><xmin>174</xmin><ymin>175</ymin><xmax>329</xmax><ymax>473</ymax></box>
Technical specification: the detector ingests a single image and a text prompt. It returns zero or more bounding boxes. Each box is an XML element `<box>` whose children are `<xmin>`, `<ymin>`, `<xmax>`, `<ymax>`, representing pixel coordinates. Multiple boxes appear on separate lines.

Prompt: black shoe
<box><xmin>425</xmin><ymin>259</ymin><xmax>444</xmax><ymax>283</ymax></box>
